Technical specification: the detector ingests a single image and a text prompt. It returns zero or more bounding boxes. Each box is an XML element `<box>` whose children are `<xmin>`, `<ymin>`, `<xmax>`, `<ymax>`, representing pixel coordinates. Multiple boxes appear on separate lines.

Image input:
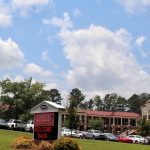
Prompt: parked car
<box><xmin>0</xmin><ymin>119</ymin><xmax>9</xmax><ymax>129</ymax></box>
<box><xmin>118</xmin><ymin>136</ymin><xmax>133</xmax><ymax>143</ymax></box>
<box><xmin>61</xmin><ymin>128</ymin><xmax>71</xmax><ymax>136</ymax></box>
<box><xmin>7</xmin><ymin>119</ymin><xmax>26</xmax><ymax>131</ymax></box>
<box><xmin>145</xmin><ymin>136</ymin><xmax>150</xmax><ymax>144</ymax></box>
<box><xmin>103</xmin><ymin>133</ymin><xmax>118</xmax><ymax>141</ymax></box>
<box><xmin>127</xmin><ymin>135</ymin><xmax>148</xmax><ymax>144</ymax></box>
<box><xmin>71</xmin><ymin>130</ymin><xmax>84</xmax><ymax>138</ymax></box>
<box><xmin>26</xmin><ymin>120</ymin><xmax>34</xmax><ymax>132</ymax></box>
<box><xmin>84</xmin><ymin>129</ymin><xmax>102</xmax><ymax>140</ymax></box>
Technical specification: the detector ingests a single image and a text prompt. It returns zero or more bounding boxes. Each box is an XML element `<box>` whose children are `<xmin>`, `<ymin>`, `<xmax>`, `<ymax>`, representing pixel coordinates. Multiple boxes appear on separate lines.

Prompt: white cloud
<box><xmin>12</xmin><ymin>0</ymin><xmax>53</xmax><ymax>16</ymax></box>
<box><xmin>59</xmin><ymin>25</ymin><xmax>150</xmax><ymax>97</ymax></box>
<box><xmin>0</xmin><ymin>38</ymin><xmax>24</xmax><ymax>69</ymax></box>
<box><xmin>41</xmin><ymin>50</ymin><xmax>58</xmax><ymax>68</ymax></box>
<box><xmin>118</xmin><ymin>0</ymin><xmax>150</xmax><ymax>14</ymax></box>
<box><xmin>24</xmin><ymin>63</ymin><xmax>52</xmax><ymax>77</ymax></box>
<box><xmin>12</xmin><ymin>0</ymin><xmax>49</xmax><ymax>7</ymax></box>
<box><xmin>136</xmin><ymin>36</ymin><xmax>148</xmax><ymax>58</ymax></box>
<box><xmin>43</xmin><ymin>12</ymin><xmax>74</xmax><ymax>30</ymax></box>
<box><xmin>0</xmin><ymin>2</ymin><xmax>12</xmax><ymax>27</ymax></box>
<box><xmin>42</xmin><ymin>18</ymin><xmax>51</xmax><ymax>25</ymax></box>
<box><xmin>136</xmin><ymin>36</ymin><xmax>146</xmax><ymax>47</ymax></box>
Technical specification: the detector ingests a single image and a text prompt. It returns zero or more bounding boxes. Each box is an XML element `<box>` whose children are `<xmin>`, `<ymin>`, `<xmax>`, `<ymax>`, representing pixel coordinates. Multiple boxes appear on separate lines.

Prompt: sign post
<box><xmin>31</xmin><ymin>101</ymin><xmax>65</xmax><ymax>141</ymax></box>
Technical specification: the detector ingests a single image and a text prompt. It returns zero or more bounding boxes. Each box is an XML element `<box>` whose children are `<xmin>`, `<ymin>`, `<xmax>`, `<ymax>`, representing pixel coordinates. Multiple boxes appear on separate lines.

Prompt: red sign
<box><xmin>34</xmin><ymin>112</ymin><xmax>58</xmax><ymax>140</ymax></box>
<box><xmin>34</xmin><ymin>112</ymin><xmax>54</xmax><ymax>126</ymax></box>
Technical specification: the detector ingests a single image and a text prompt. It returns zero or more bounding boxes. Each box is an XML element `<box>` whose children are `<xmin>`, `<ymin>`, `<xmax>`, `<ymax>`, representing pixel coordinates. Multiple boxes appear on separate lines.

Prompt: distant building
<box><xmin>141</xmin><ymin>100</ymin><xmax>150</xmax><ymax>120</ymax></box>
<box><xmin>62</xmin><ymin>110</ymin><xmax>140</xmax><ymax>133</ymax></box>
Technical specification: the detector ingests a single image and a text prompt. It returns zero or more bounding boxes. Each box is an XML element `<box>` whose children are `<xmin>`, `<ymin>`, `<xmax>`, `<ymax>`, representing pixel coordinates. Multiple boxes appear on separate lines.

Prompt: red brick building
<box><xmin>62</xmin><ymin>110</ymin><xmax>141</xmax><ymax>133</ymax></box>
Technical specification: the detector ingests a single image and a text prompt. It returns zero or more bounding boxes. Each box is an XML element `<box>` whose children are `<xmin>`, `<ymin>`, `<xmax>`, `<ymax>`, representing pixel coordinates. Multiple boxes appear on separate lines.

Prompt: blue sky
<box><xmin>1</xmin><ymin>0</ymin><xmax>150</xmax><ymax>100</ymax></box>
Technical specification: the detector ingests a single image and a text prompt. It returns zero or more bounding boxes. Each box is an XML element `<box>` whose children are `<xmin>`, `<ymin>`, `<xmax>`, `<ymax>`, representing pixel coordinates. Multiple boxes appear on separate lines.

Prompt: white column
<box><xmin>58</xmin><ymin>113</ymin><xmax>62</xmax><ymax>138</ymax></box>
<box><xmin>120</xmin><ymin>118</ymin><xmax>122</xmax><ymax>126</ymax></box>
<box><xmin>147</xmin><ymin>111</ymin><xmax>149</xmax><ymax>120</ymax></box>
<box><xmin>128</xmin><ymin>118</ymin><xmax>130</xmax><ymax>126</ymax></box>
<box><xmin>113</xmin><ymin>117</ymin><xmax>115</xmax><ymax>125</ymax></box>
<box><xmin>80</xmin><ymin>114</ymin><xmax>82</xmax><ymax>122</ymax></box>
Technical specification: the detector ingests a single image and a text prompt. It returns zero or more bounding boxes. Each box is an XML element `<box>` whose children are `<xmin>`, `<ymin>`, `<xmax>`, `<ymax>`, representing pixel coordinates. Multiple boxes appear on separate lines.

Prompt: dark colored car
<box><xmin>0</xmin><ymin>119</ymin><xmax>9</xmax><ymax>129</ymax></box>
<box><xmin>98</xmin><ymin>133</ymin><xmax>118</xmax><ymax>141</ymax></box>
<box><xmin>103</xmin><ymin>133</ymin><xmax>118</xmax><ymax>141</ymax></box>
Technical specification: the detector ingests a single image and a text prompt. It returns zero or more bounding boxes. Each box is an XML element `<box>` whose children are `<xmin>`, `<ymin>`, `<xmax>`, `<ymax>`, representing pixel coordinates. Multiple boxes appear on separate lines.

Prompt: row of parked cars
<box><xmin>61</xmin><ymin>128</ymin><xmax>118</xmax><ymax>141</ymax></box>
<box><xmin>0</xmin><ymin>118</ymin><xmax>34</xmax><ymax>132</ymax></box>
<box><xmin>1</xmin><ymin>119</ymin><xmax>150</xmax><ymax>144</ymax></box>
<box><xmin>61</xmin><ymin>128</ymin><xmax>150</xmax><ymax>144</ymax></box>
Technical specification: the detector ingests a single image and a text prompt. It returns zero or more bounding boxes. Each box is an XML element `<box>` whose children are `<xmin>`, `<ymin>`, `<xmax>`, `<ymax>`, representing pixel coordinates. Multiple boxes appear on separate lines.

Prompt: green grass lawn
<box><xmin>0</xmin><ymin>129</ymin><xmax>149</xmax><ymax>150</ymax></box>
<box><xmin>0</xmin><ymin>129</ymin><xmax>32</xmax><ymax>150</ymax></box>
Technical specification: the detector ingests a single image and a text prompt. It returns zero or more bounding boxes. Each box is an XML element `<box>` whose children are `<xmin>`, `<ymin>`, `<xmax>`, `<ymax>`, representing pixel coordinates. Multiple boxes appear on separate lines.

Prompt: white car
<box><xmin>26</xmin><ymin>120</ymin><xmax>34</xmax><ymax>132</ymax></box>
<box><xmin>7</xmin><ymin>119</ymin><xmax>26</xmax><ymax>131</ymax></box>
<box><xmin>71</xmin><ymin>130</ymin><xmax>84</xmax><ymax>138</ymax></box>
<box><xmin>61</xmin><ymin>128</ymin><xmax>71</xmax><ymax>136</ymax></box>
<box><xmin>128</xmin><ymin>135</ymin><xmax>148</xmax><ymax>144</ymax></box>
<box><xmin>84</xmin><ymin>129</ymin><xmax>102</xmax><ymax>139</ymax></box>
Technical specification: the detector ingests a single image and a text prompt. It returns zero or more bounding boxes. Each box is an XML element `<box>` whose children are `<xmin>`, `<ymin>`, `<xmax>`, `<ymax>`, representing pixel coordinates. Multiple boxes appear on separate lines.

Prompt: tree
<box><xmin>128</xmin><ymin>93</ymin><xmax>150</xmax><ymax>114</ymax></box>
<box><xmin>0</xmin><ymin>78</ymin><xmax>44</xmax><ymax>121</ymax></box>
<box><xmin>88</xmin><ymin>118</ymin><xmax>104</xmax><ymax>130</ymax></box>
<box><xmin>103</xmin><ymin>93</ymin><xmax>127</xmax><ymax>111</ymax></box>
<box><xmin>65</xmin><ymin>88</ymin><xmax>85</xmax><ymax>130</ymax></box>
<box><xmin>137</xmin><ymin>118</ymin><xmax>150</xmax><ymax>136</ymax></box>
<box><xmin>41</xmin><ymin>89</ymin><xmax>63</xmax><ymax>105</ymax></box>
<box><xmin>68</xmin><ymin>88</ymin><xmax>85</xmax><ymax>108</ymax></box>
<box><xmin>94</xmin><ymin>95</ymin><xmax>103</xmax><ymax>111</ymax></box>
<box><xmin>81</xmin><ymin>99</ymin><xmax>94</xmax><ymax>110</ymax></box>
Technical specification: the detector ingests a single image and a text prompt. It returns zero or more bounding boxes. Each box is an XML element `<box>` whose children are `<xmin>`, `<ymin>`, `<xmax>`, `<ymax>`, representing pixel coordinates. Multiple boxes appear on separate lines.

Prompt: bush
<box><xmin>37</xmin><ymin>141</ymin><xmax>54</xmax><ymax>150</ymax></box>
<box><xmin>54</xmin><ymin>137</ymin><xmax>82</xmax><ymax>150</ymax></box>
<box><xmin>12</xmin><ymin>136</ymin><xmax>82</xmax><ymax>150</ymax></box>
<box><xmin>11</xmin><ymin>136</ymin><xmax>37</xmax><ymax>150</ymax></box>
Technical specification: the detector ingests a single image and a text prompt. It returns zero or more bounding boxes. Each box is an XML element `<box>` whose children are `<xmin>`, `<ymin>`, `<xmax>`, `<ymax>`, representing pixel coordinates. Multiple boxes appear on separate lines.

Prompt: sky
<box><xmin>1</xmin><ymin>0</ymin><xmax>150</xmax><ymax>101</ymax></box>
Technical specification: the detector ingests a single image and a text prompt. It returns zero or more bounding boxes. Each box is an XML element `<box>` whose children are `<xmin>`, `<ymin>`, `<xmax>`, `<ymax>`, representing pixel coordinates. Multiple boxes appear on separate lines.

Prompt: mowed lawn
<box><xmin>0</xmin><ymin>129</ymin><xmax>149</xmax><ymax>150</ymax></box>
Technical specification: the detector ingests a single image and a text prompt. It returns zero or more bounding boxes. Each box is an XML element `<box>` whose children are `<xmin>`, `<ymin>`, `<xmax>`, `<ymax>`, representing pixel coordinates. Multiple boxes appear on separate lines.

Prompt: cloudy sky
<box><xmin>1</xmin><ymin>0</ymin><xmax>150</xmax><ymax>100</ymax></box>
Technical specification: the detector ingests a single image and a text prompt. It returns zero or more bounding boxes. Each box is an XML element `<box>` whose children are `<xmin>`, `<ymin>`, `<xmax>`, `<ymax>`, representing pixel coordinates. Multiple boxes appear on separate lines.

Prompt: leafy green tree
<box><xmin>128</xmin><ymin>93</ymin><xmax>150</xmax><ymax>114</ymax></box>
<box><xmin>87</xmin><ymin>99</ymin><xmax>94</xmax><ymax>110</ymax></box>
<box><xmin>94</xmin><ymin>95</ymin><xmax>103</xmax><ymax>111</ymax></box>
<box><xmin>115</xmin><ymin>96</ymin><xmax>128</xmax><ymax>111</ymax></box>
<box><xmin>81</xmin><ymin>99</ymin><xmax>94</xmax><ymax>110</ymax></box>
<box><xmin>41</xmin><ymin>89</ymin><xmax>63</xmax><ymax>105</ymax></box>
<box><xmin>103</xmin><ymin>93</ymin><xmax>127</xmax><ymax>111</ymax></box>
<box><xmin>65</xmin><ymin>88</ymin><xmax>85</xmax><ymax>130</ymax></box>
<box><xmin>88</xmin><ymin>118</ymin><xmax>104</xmax><ymax>130</ymax></box>
<box><xmin>68</xmin><ymin>88</ymin><xmax>85</xmax><ymax>108</ymax></box>
<box><xmin>0</xmin><ymin>78</ymin><xmax>44</xmax><ymax>121</ymax></box>
<box><xmin>137</xmin><ymin>118</ymin><xmax>150</xmax><ymax>136</ymax></box>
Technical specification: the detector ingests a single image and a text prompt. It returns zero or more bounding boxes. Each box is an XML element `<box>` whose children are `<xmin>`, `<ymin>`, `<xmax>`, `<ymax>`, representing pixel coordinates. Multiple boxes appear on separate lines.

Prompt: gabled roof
<box><xmin>31</xmin><ymin>100</ymin><xmax>65</xmax><ymax>114</ymax></box>
<box><xmin>44</xmin><ymin>101</ymin><xmax>65</xmax><ymax>109</ymax></box>
<box><xmin>78</xmin><ymin>110</ymin><xmax>140</xmax><ymax>118</ymax></box>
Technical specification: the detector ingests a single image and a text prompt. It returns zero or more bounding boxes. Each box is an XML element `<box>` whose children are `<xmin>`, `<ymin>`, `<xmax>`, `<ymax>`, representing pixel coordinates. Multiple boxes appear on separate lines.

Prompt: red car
<box><xmin>118</xmin><ymin>137</ymin><xmax>133</xmax><ymax>143</ymax></box>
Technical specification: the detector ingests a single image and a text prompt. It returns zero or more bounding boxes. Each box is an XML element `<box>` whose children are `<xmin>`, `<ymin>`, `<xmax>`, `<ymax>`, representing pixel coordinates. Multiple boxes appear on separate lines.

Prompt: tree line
<box><xmin>0</xmin><ymin>77</ymin><xmax>150</xmax><ymax>122</ymax></box>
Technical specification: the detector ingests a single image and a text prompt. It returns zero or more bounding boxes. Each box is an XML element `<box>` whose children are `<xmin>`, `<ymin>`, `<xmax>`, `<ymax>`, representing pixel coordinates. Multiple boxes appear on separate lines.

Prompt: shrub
<box><xmin>54</xmin><ymin>137</ymin><xmax>82</xmax><ymax>150</ymax></box>
<box><xmin>11</xmin><ymin>136</ymin><xmax>37</xmax><ymax>150</ymax></box>
<box><xmin>37</xmin><ymin>141</ymin><xmax>54</xmax><ymax>150</ymax></box>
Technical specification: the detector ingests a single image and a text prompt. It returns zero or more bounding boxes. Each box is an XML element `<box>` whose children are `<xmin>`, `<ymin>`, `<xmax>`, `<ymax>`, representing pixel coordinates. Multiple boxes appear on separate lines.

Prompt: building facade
<box><xmin>62</xmin><ymin>110</ymin><xmax>140</xmax><ymax>133</ymax></box>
